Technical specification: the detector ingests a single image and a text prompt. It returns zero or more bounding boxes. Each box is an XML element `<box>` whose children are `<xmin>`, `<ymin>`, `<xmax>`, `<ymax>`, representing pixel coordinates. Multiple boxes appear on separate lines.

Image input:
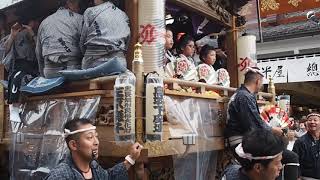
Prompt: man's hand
<box><xmin>272</xmin><ymin>127</ymin><xmax>283</xmax><ymax>137</ymax></box>
<box><xmin>129</xmin><ymin>142</ymin><xmax>143</xmax><ymax>161</ymax></box>
<box><xmin>10</xmin><ymin>23</ymin><xmax>22</xmax><ymax>38</ymax></box>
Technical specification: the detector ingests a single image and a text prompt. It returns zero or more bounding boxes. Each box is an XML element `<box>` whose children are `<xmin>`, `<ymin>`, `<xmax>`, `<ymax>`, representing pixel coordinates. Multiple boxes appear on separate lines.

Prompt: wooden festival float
<box><xmin>0</xmin><ymin>0</ymin><xmax>277</xmax><ymax>179</ymax></box>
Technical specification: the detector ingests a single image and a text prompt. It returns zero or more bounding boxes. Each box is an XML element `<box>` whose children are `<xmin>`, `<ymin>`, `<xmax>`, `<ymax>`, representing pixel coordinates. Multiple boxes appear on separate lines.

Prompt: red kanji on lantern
<box><xmin>140</xmin><ymin>24</ymin><xmax>156</xmax><ymax>45</ymax></box>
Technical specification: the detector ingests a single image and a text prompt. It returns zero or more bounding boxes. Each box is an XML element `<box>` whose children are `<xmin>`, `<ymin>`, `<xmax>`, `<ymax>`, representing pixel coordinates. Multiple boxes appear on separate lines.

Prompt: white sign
<box><xmin>287</xmin><ymin>56</ymin><xmax>320</xmax><ymax>82</ymax></box>
<box><xmin>257</xmin><ymin>60</ymin><xmax>288</xmax><ymax>84</ymax></box>
<box><xmin>257</xmin><ymin>54</ymin><xmax>320</xmax><ymax>84</ymax></box>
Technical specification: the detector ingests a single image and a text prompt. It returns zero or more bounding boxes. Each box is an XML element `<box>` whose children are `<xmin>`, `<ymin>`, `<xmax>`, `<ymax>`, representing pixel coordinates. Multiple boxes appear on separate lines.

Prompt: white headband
<box><xmin>235</xmin><ymin>143</ymin><xmax>282</xmax><ymax>160</ymax></box>
<box><xmin>307</xmin><ymin>113</ymin><xmax>320</xmax><ymax>119</ymax></box>
<box><xmin>245</xmin><ymin>67</ymin><xmax>264</xmax><ymax>77</ymax></box>
<box><xmin>63</xmin><ymin>126</ymin><xmax>96</xmax><ymax>138</ymax></box>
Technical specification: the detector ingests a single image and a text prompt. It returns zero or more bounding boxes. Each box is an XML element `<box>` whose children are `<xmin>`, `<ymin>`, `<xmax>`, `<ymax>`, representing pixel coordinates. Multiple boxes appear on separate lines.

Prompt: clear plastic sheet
<box><xmin>9</xmin><ymin>96</ymin><xmax>101</xmax><ymax>180</ymax></box>
<box><xmin>164</xmin><ymin>96</ymin><xmax>220</xmax><ymax>180</ymax></box>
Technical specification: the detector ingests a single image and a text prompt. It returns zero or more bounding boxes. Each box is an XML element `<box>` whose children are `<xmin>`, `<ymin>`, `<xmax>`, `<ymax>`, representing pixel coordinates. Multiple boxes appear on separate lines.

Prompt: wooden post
<box><xmin>125</xmin><ymin>0</ymin><xmax>139</xmax><ymax>71</ymax></box>
<box><xmin>226</xmin><ymin>16</ymin><xmax>239</xmax><ymax>88</ymax></box>
<box><xmin>132</xmin><ymin>43</ymin><xmax>147</xmax><ymax>180</ymax></box>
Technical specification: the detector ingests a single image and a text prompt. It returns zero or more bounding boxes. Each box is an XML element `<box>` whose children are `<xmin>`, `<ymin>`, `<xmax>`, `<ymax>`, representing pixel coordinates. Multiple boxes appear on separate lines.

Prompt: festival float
<box><xmin>0</xmin><ymin>0</ymin><xmax>279</xmax><ymax>179</ymax></box>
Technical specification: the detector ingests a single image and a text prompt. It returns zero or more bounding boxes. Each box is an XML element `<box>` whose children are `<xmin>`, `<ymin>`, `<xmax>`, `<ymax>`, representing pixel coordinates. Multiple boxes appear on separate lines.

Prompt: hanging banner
<box><xmin>287</xmin><ymin>56</ymin><xmax>320</xmax><ymax>83</ymax></box>
<box><xmin>257</xmin><ymin>60</ymin><xmax>288</xmax><ymax>84</ymax></box>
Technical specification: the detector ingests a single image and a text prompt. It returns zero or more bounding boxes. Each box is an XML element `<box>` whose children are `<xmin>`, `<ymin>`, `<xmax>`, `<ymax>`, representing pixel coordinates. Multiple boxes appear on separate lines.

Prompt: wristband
<box><xmin>125</xmin><ymin>155</ymin><xmax>135</xmax><ymax>165</ymax></box>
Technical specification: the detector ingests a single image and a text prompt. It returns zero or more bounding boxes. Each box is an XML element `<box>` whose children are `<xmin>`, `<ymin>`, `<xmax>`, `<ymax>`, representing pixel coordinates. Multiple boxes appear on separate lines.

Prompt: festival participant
<box><xmin>80</xmin><ymin>0</ymin><xmax>130</xmax><ymax>69</ymax></box>
<box><xmin>1</xmin><ymin>15</ymin><xmax>39</xmax><ymax>131</ymax></box>
<box><xmin>176</xmin><ymin>34</ymin><xmax>196</xmax><ymax>67</ymax></box>
<box><xmin>222</xmin><ymin>129</ymin><xmax>285</xmax><ymax>180</ymax></box>
<box><xmin>199</xmin><ymin>44</ymin><xmax>216</xmax><ymax>67</ymax></box>
<box><xmin>46</xmin><ymin>118</ymin><xmax>142</xmax><ymax>180</ymax></box>
<box><xmin>293</xmin><ymin>113</ymin><xmax>320</xmax><ymax>180</ymax></box>
<box><xmin>224</xmin><ymin>67</ymin><xmax>299</xmax><ymax>180</ymax></box>
<box><xmin>164</xmin><ymin>25</ymin><xmax>175</xmax><ymax>65</ymax></box>
<box><xmin>36</xmin><ymin>0</ymin><xmax>83</xmax><ymax>78</ymax></box>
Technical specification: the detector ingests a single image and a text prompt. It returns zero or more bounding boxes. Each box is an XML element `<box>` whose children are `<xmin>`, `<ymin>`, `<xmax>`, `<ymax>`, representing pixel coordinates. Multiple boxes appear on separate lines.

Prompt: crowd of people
<box><xmin>164</xmin><ymin>26</ymin><xmax>229</xmax><ymax>86</ymax></box>
<box><xmin>223</xmin><ymin>67</ymin><xmax>320</xmax><ymax>180</ymax></box>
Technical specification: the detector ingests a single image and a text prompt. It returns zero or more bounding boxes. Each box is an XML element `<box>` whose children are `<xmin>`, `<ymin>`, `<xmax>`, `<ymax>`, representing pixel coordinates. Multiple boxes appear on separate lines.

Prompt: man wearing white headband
<box><xmin>224</xmin><ymin>66</ymin><xmax>299</xmax><ymax>180</ymax></box>
<box><xmin>46</xmin><ymin>118</ymin><xmax>142</xmax><ymax>180</ymax></box>
<box><xmin>293</xmin><ymin>113</ymin><xmax>320</xmax><ymax>180</ymax></box>
<box><xmin>222</xmin><ymin>129</ymin><xmax>285</xmax><ymax>180</ymax></box>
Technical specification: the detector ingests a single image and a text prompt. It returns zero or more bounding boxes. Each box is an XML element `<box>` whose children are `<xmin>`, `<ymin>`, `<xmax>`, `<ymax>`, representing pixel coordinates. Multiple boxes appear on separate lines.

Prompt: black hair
<box><xmin>0</xmin><ymin>11</ymin><xmax>6</xmax><ymax>22</ymax></box>
<box><xmin>64</xmin><ymin>118</ymin><xmax>93</xmax><ymax>148</ymax></box>
<box><xmin>238</xmin><ymin>129</ymin><xmax>285</xmax><ymax>171</ymax></box>
<box><xmin>176</xmin><ymin>34</ymin><xmax>194</xmax><ymax>54</ymax></box>
<box><xmin>244</xmin><ymin>67</ymin><xmax>263</xmax><ymax>84</ymax></box>
<box><xmin>199</xmin><ymin>44</ymin><xmax>215</xmax><ymax>62</ymax></box>
<box><xmin>59</xmin><ymin>0</ymin><xmax>80</xmax><ymax>6</ymax></box>
<box><xmin>166</xmin><ymin>25</ymin><xmax>173</xmax><ymax>33</ymax></box>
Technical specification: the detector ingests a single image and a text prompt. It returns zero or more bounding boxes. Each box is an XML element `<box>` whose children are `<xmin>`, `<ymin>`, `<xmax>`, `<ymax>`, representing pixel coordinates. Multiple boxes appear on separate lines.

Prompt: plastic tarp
<box><xmin>165</xmin><ymin>96</ymin><xmax>220</xmax><ymax>180</ymax></box>
<box><xmin>9</xmin><ymin>96</ymin><xmax>100</xmax><ymax>180</ymax></box>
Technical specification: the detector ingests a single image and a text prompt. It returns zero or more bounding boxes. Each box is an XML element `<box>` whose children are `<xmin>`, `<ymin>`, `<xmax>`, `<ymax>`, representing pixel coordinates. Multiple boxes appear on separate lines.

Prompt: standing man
<box><xmin>36</xmin><ymin>0</ymin><xmax>83</xmax><ymax>78</ymax></box>
<box><xmin>224</xmin><ymin>67</ymin><xmax>299</xmax><ymax>180</ymax></box>
<box><xmin>80</xmin><ymin>0</ymin><xmax>130</xmax><ymax>69</ymax></box>
<box><xmin>46</xmin><ymin>118</ymin><xmax>142</xmax><ymax>180</ymax></box>
<box><xmin>293</xmin><ymin>113</ymin><xmax>320</xmax><ymax>180</ymax></box>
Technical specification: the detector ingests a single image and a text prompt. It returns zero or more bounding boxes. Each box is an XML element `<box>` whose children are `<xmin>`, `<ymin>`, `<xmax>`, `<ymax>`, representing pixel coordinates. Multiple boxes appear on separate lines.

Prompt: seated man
<box><xmin>293</xmin><ymin>113</ymin><xmax>320</xmax><ymax>180</ymax></box>
<box><xmin>222</xmin><ymin>129</ymin><xmax>285</xmax><ymax>180</ymax></box>
<box><xmin>36</xmin><ymin>0</ymin><xmax>83</xmax><ymax>78</ymax></box>
<box><xmin>46</xmin><ymin>118</ymin><xmax>142</xmax><ymax>180</ymax></box>
<box><xmin>80</xmin><ymin>0</ymin><xmax>130</xmax><ymax>69</ymax></box>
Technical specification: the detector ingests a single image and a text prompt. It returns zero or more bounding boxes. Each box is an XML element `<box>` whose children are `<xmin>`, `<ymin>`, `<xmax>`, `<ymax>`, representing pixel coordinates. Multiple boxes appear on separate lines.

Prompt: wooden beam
<box><xmin>168</xmin><ymin>0</ymin><xmax>232</xmax><ymax>28</ymax></box>
<box><xmin>125</xmin><ymin>0</ymin><xmax>139</xmax><ymax>71</ymax></box>
<box><xmin>226</xmin><ymin>16</ymin><xmax>239</xmax><ymax>87</ymax></box>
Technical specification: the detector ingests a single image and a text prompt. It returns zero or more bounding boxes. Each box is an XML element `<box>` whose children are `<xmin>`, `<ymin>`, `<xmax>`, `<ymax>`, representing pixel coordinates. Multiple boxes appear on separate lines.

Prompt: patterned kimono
<box><xmin>36</xmin><ymin>7</ymin><xmax>83</xmax><ymax>78</ymax></box>
<box><xmin>80</xmin><ymin>1</ymin><xmax>130</xmax><ymax>69</ymax></box>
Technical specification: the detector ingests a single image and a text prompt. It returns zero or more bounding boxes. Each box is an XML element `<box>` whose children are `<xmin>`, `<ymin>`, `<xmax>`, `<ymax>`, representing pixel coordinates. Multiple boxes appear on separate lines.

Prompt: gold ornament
<box><xmin>260</xmin><ymin>0</ymin><xmax>280</xmax><ymax>12</ymax></box>
<box><xmin>288</xmin><ymin>0</ymin><xmax>302</xmax><ymax>7</ymax></box>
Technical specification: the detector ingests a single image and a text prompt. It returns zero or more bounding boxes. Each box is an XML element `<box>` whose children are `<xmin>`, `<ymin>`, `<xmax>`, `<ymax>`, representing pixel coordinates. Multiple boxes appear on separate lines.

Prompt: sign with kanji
<box><xmin>257</xmin><ymin>55</ymin><xmax>320</xmax><ymax>83</ymax></box>
<box><xmin>257</xmin><ymin>60</ymin><xmax>288</xmax><ymax>84</ymax></box>
<box><xmin>288</xmin><ymin>56</ymin><xmax>320</xmax><ymax>82</ymax></box>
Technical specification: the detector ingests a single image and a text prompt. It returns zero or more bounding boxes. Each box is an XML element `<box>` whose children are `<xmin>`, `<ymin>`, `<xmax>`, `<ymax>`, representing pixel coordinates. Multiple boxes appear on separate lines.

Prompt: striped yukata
<box><xmin>36</xmin><ymin>7</ymin><xmax>83</xmax><ymax>78</ymax></box>
<box><xmin>80</xmin><ymin>1</ymin><xmax>130</xmax><ymax>69</ymax></box>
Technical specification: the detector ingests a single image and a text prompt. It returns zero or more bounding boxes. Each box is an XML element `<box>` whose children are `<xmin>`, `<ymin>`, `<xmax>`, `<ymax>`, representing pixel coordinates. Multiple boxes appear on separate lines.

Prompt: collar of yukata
<box><xmin>235</xmin><ymin>143</ymin><xmax>282</xmax><ymax>161</ymax></box>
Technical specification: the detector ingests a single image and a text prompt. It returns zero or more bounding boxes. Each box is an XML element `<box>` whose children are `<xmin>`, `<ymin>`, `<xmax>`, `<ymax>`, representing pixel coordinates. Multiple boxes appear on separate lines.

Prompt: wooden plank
<box><xmin>27</xmin><ymin>90</ymin><xmax>113</xmax><ymax>101</ymax></box>
<box><xmin>168</xmin><ymin>0</ymin><xmax>232</xmax><ymax>27</ymax></box>
<box><xmin>165</xmin><ymin>89</ymin><xmax>221</xmax><ymax>100</ymax></box>
<box><xmin>98</xmin><ymin>137</ymin><xmax>224</xmax><ymax>158</ymax></box>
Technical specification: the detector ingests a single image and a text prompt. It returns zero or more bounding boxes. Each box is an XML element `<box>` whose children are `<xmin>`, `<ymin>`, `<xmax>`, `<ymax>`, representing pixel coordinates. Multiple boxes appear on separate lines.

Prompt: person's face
<box><xmin>299</xmin><ymin>123</ymin><xmax>305</xmax><ymax>130</ymax></box>
<box><xmin>67</xmin><ymin>0</ymin><xmax>80</xmax><ymax>13</ymax></box>
<box><xmin>204</xmin><ymin>50</ymin><xmax>216</xmax><ymax>65</ymax></box>
<box><xmin>94</xmin><ymin>0</ymin><xmax>104</xmax><ymax>6</ymax></box>
<box><xmin>259</xmin><ymin>154</ymin><xmax>283</xmax><ymax>180</ymax></box>
<box><xmin>72</xmin><ymin>124</ymin><xmax>99</xmax><ymax>162</ymax></box>
<box><xmin>182</xmin><ymin>40</ymin><xmax>195</xmax><ymax>57</ymax></box>
<box><xmin>165</xmin><ymin>30</ymin><xmax>174</xmax><ymax>50</ymax></box>
<box><xmin>28</xmin><ymin>20</ymin><xmax>40</xmax><ymax>32</ymax></box>
<box><xmin>306</xmin><ymin>115</ymin><xmax>320</xmax><ymax>133</ymax></box>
